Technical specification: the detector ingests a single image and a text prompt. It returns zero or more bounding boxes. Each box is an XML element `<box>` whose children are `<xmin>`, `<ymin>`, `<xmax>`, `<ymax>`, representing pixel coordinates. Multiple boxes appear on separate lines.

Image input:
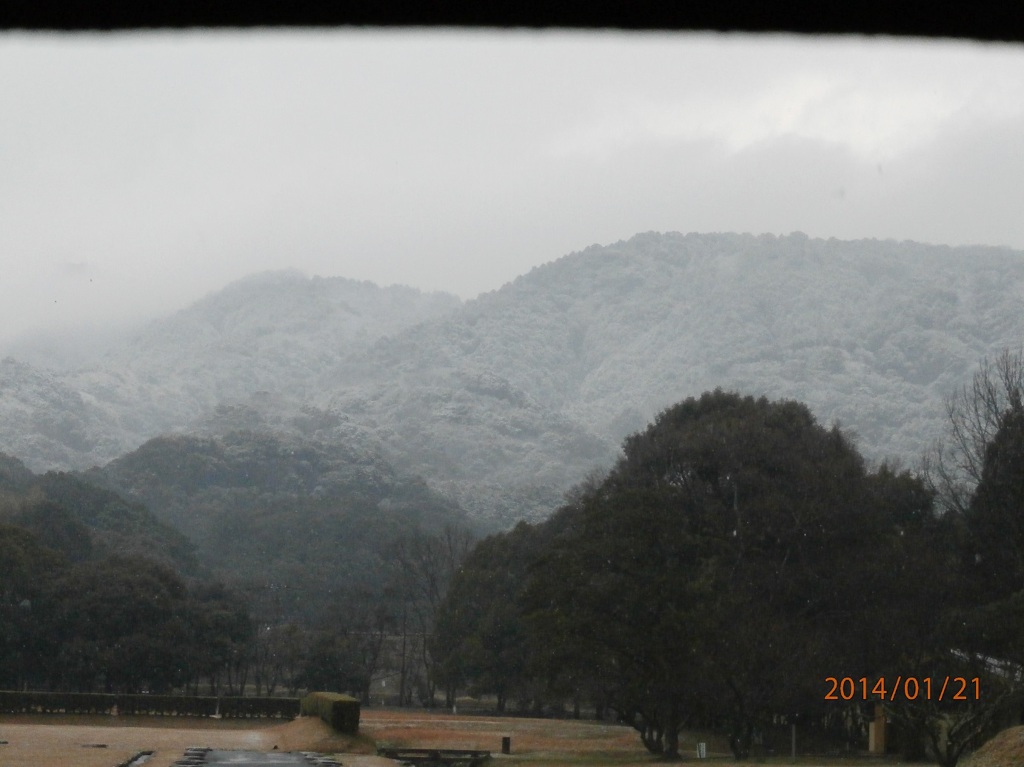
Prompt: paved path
<box><xmin>205</xmin><ymin>751</ymin><xmax>311</xmax><ymax>764</ymax></box>
<box><xmin>173</xmin><ymin>748</ymin><xmax>343</xmax><ymax>766</ymax></box>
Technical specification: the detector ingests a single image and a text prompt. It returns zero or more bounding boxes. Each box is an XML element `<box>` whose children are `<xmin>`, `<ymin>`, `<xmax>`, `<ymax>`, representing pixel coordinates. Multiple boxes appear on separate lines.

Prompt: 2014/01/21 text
<box><xmin>824</xmin><ymin>676</ymin><xmax>981</xmax><ymax>702</ymax></box>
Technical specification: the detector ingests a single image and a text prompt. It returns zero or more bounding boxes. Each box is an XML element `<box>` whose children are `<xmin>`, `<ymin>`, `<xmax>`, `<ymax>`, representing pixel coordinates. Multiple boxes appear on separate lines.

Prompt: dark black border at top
<box><xmin>1</xmin><ymin>1</ymin><xmax>1023</xmax><ymax>44</ymax></box>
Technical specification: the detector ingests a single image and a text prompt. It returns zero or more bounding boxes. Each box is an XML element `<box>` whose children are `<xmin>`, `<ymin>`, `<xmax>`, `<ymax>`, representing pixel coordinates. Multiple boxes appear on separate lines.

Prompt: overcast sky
<box><xmin>1</xmin><ymin>29</ymin><xmax>1023</xmax><ymax>351</ymax></box>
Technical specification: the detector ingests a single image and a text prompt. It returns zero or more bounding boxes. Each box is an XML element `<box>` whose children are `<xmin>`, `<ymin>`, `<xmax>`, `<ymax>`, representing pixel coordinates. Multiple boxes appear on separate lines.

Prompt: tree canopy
<box><xmin>437</xmin><ymin>390</ymin><xmax>969</xmax><ymax>760</ymax></box>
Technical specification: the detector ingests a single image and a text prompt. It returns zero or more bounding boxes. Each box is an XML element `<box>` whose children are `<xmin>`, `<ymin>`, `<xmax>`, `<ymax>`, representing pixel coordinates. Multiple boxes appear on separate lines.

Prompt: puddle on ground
<box><xmin>203</xmin><ymin>752</ymin><xmax>310</xmax><ymax>764</ymax></box>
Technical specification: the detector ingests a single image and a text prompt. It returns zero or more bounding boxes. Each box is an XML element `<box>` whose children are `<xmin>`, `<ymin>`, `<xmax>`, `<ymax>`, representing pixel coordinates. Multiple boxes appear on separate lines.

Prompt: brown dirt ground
<box><xmin>960</xmin><ymin>724</ymin><xmax>1024</xmax><ymax>767</ymax></box>
<box><xmin>0</xmin><ymin>708</ymin><xmax>900</xmax><ymax>767</ymax></box>
<box><xmin>363</xmin><ymin>710</ymin><xmax>647</xmax><ymax>760</ymax></box>
<box><xmin>358</xmin><ymin>712</ymin><xmax>878</xmax><ymax>766</ymax></box>
<box><xmin>0</xmin><ymin>713</ymin><xmax>375</xmax><ymax>767</ymax></box>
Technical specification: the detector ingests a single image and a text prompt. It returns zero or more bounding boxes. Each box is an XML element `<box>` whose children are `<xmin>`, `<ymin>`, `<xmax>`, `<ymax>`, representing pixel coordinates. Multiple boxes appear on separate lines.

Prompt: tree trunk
<box><xmin>640</xmin><ymin>721</ymin><xmax>664</xmax><ymax>755</ymax></box>
<box><xmin>729</xmin><ymin>723</ymin><xmax>753</xmax><ymax>760</ymax></box>
<box><xmin>237</xmin><ymin>658</ymin><xmax>249</xmax><ymax>696</ymax></box>
<box><xmin>398</xmin><ymin>608</ymin><xmax>409</xmax><ymax>707</ymax></box>
<box><xmin>664</xmin><ymin>700</ymin><xmax>681</xmax><ymax>760</ymax></box>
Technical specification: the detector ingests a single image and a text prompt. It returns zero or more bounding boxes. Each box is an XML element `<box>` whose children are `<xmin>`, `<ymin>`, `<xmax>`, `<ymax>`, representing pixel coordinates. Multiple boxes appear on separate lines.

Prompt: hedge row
<box><xmin>219</xmin><ymin>696</ymin><xmax>301</xmax><ymax>719</ymax></box>
<box><xmin>0</xmin><ymin>691</ymin><xmax>300</xmax><ymax>719</ymax></box>
<box><xmin>300</xmin><ymin>691</ymin><xmax>360</xmax><ymax>734</ymax></box>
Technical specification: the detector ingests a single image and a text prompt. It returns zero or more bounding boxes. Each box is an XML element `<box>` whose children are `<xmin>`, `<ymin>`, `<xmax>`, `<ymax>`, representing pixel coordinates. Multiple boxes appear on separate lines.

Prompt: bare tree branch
<box><xmin>926</xmin><ymin>348</ymin><xmax>1024</xmax><ymax>515</ymax></box>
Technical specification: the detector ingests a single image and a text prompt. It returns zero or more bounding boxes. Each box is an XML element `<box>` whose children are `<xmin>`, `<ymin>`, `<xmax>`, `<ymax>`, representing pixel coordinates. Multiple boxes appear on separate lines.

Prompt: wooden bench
<box><xmin>377</xmin><ymin>748</ymin><xmax>491</xmax><ymax>767</ymax></box>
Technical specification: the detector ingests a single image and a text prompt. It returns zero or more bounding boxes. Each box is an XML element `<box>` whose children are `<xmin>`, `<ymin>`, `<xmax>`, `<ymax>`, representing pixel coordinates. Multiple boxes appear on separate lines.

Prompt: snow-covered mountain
<box><xmin>0</xmin><ymin>272</ymin><xmax>462</xmax><ymax>472</ymax></box>
<box><xmin>2</xmin><ymin>233</ymin><xmax>1023</xmax><ymax>526</ymax></box>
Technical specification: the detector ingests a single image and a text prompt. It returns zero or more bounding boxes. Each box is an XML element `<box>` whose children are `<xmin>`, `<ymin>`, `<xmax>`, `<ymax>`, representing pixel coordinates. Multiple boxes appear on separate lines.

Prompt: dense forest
<box><xmin>4</xmin><ymin>351</ymin><xmax>1024</xmax><ymax>767</ymax></box>
<box><xmin>430</xmin><ymin>355</ymin><xmax>1024</xmax><ymax>767</ymax></box>
<box><xmin>4</xmin><ymin>235</ymin><xmax>1024</xmax><ymax>766</ymax></box>
<box><xmin>0</xmin><ymin>438</ymin><xmax>477</xmax><ymax>704</ymax></box>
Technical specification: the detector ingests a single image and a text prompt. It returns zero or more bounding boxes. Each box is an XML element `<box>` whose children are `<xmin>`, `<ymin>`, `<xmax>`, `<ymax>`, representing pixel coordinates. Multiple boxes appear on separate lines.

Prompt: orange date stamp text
<box><xmin>824</xmin><ymin>676</ymin><xmax>980</xmax><ymax>702</ymax></box>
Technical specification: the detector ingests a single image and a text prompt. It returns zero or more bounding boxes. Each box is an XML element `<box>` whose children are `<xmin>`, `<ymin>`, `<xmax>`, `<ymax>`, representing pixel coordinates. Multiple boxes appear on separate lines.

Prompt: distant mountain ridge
<box><xmin>314</xmin><ymin>232</ymin><xmax>1024</xmax><ymax>520</ymax></box>
<box><xmin>0</xmin><ymin>273</ymin><xmax>462</xmax><ymax>474</ymax></box>
<box><xmin>1</xmin><ymin>233</ymin><xmax>1022</xmax><ymax>527</ymax></box>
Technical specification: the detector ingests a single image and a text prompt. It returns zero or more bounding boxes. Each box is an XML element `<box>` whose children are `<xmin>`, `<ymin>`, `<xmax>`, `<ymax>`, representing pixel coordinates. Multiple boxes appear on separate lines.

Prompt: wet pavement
<box><xmin>170</xmin><ymin>747</ymin><xmax>344</xmax><ymax>767</ymax></box>
<box><xmin>205</xmin><ymin>753</ymin><xmax>310</xmax><ymax>764</ymax></box>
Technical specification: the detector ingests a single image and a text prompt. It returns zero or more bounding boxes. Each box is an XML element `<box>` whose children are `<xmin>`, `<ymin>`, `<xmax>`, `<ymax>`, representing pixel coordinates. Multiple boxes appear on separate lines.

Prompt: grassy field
<box><xmin>360</xmin><ymin>710</ymin><xmax>900</xmax><ymax>767</ymax></box>
<box><xmin>0</xmin><ymin>708</ymin><xmax>909</xmax><ymax>767</ymax></box>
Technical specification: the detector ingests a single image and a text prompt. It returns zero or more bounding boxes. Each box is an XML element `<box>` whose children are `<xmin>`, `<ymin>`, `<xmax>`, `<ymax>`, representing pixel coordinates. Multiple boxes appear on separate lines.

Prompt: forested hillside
<box><xmin>0</xmin><ymin>454</ymin><xmax>230</xmax><ymax>693</ymax></box>
<box><xmin>0</xmin><ymin>452</ymin><xmax>196</xmax><ymax>571</ymax></box>
<box><xmin>1</xmin><ymin>233</ymin><xmax>1023</xmax><ymax>527</ymax></box>
<box><xmin>0</xmin><ymin>273</ymin><xmax>461</xmax><ymax>473</ymax></box>
<box><xmin>320</xmin><ymin>233</ymin><xmax>1024</xmax><ymax>521</ymax></box>
<box><xmin>89</xmin><ymin>429</ymin><xmax>474</xmax><ymax>623</ymax></box>
<box><xmin>0</xmin><ymin>436</ymin><xmax>477</xmax><ymax>699</ymax></box>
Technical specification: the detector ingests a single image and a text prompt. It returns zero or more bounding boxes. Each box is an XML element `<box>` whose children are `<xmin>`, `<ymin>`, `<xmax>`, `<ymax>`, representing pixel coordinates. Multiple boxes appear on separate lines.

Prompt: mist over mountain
<box><xmin>0</xmin><ymin>273</ymin><xmax>462</xmax><ymax>474</ymax></box>
<box><xmin>1</xmin><ymin>232</ymin><xmax>1022</xmax><ymax>527</ymax></box>
<box><xmin>3</xmin><ymin>321</ymin><xmax>142</xmax><ymax>372</ymax></box>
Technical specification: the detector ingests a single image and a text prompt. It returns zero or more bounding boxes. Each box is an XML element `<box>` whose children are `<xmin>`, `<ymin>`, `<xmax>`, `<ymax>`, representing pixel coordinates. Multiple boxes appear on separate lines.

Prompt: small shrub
<box><xmin>300</xmin><ymin>691</ymin><xmax>360</xmax><ymax>734</ymax></box>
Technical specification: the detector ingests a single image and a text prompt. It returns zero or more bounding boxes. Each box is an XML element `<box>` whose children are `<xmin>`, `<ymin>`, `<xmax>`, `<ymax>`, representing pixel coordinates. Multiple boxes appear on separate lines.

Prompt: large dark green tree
<box><xmin>532</xmin><ymin>391</ymin><xmax>868</xmax><ymax>757</ymax></box>
<box><xmin>521</xmin><ymin>390</ymin><xmax>947</xmax><ymax>759</ymax></box>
